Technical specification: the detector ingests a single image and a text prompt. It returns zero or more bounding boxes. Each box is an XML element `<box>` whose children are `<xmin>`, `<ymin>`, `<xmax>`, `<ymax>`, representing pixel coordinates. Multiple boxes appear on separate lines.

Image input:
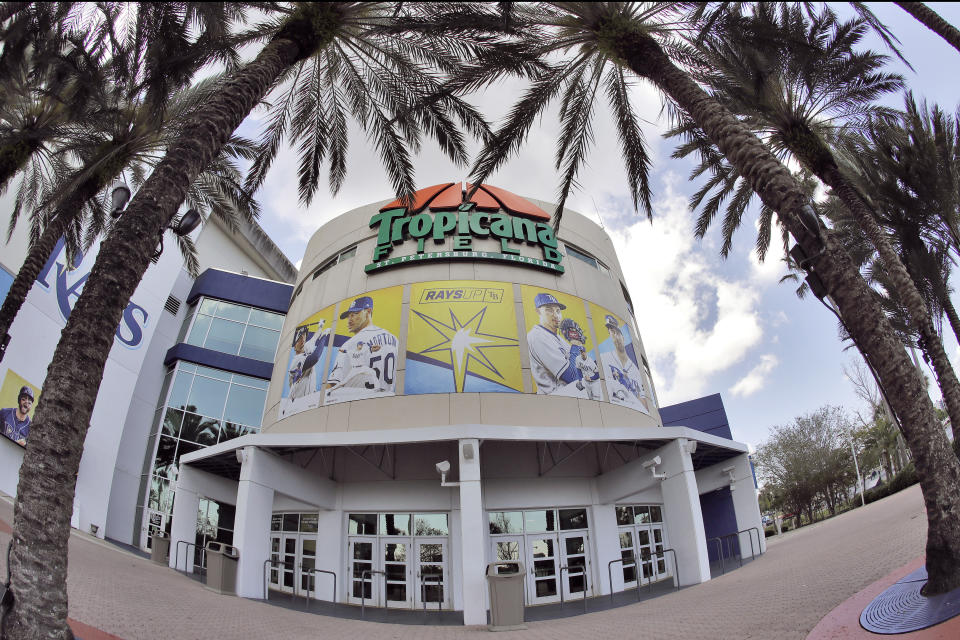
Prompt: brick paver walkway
<box><xmin>0</xmin><ymin>485</ymin><xmax>929</xmax><ymax>639</ymax></box>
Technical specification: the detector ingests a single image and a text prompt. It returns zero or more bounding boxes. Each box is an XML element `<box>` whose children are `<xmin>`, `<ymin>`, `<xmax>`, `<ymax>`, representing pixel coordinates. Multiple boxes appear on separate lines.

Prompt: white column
<box><xmin>660</xmin><ymin>439</ymin><xmax>710</xmax><ymax>586</ymax></box>
<box><xmin>233</xmin><ymin>447</ymin><xmax>276</xmax><ymax>599</ymax></box>
<box><xmin>169</xmin><ymin>474</ymin><xmax>201</xmax><ymax>572</ymax></box>
<box><xmin>589</xmin><ymin>503</ymin><xmax>620</xmax><ymax>595</ymax></box>
<box><xmin>730</xmin><ymin>454</ymin><xmax>766</xmax><ymax>555</ymax></box>
<box><xmin>314</xmin><ymin>508</ymin><xmax>342</xmax><ymax>601</ymax></box>
<box><xmin>457</xmin><ymin>438</ymin><xmax>487</xmax><ymax>626</ymax></box>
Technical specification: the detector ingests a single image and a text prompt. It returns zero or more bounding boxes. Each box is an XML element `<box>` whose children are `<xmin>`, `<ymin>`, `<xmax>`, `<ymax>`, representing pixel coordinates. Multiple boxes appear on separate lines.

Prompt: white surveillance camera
<box><xmin>722</xmin><ymin>465</ymin><xmax>736</xmax><ymax>474</ymax></box>
<box><xmin>435</xmin><ymin>460</ymin><xmax>451</xmax><ymax>475</ymax></box>
<box><xmin>684</xmin><ymin>440</ymin><xmax>698</xmax><ymax>455</ymax></box>
<box><xmin>641</xmin><ymin>456</ymin><xmax>662</xmax><ymax>469</ymax></box>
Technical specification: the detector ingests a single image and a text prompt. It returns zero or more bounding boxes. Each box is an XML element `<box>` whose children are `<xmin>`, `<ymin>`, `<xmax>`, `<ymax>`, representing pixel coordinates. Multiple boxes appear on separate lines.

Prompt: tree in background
<box><xmin>755</xmin><ymin>406</ymin><xmax>856</xmax><ymax>527</ymax></box>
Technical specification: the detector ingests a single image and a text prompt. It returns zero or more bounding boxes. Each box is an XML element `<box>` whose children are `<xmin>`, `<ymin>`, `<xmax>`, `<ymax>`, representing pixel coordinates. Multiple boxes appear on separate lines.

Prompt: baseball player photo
<box><xmin>279</xmin><ymin>319</ymin><xmax>331</xmax><ymax>418</ymax></box>
<box><xmin>1</xmin><ymin>385</ymin><xmax>34</xmax><ymax>446</ymax></box>
<box><xmin>324</xmin><ymin>296</ymin><xmax>399</xmax><ymax>405</ymax></box>
<box><xmin>526</xmin><ymin>292</ymin><xmax>600</xmax><ymax>399</ymax></box>
<box><xmin>599</xmin><ymin>314</ymin><xmax>650</xmax><ymax>413</ymax></box>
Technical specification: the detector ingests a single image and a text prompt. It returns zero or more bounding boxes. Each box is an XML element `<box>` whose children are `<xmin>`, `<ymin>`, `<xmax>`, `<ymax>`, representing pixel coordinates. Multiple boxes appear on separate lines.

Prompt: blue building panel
<box><xmin>187</xmin><ymin>269</ymin><xmax>293</xmax><ymax>313</ymax></box>
<box><xmin>659</xmin><ymin>393</ymin><xmax>733</xmax><ymax>440</ymax></box>
<box><xmin>164</xmin><ymin>343</ymin><xmax>274</xmax><ymax>379</ymax></box>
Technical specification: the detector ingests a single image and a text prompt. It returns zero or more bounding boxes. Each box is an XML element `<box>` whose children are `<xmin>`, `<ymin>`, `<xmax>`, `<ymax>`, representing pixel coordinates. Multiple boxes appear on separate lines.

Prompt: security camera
<box><xmin>722</xmin><ymin>465</ymin><xmax>736</xmax><ymax>474</ymax></box>
<box><xmin>641</xmin><ymin>456</ymin><xmax>662</xmax><ymax>469</ymax></box>
<box><xmin>684</xmin><ymin>440</ymin><xmax>698</xmax><ymax>455</ymax></box>
<box><xmin>435</xmin><ymin>460</ymin><xmax>451</xmax><ymax>475</ymax></box>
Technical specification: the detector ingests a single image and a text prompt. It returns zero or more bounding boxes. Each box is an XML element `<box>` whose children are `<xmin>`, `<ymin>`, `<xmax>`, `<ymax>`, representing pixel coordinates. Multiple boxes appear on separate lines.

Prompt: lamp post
<box><xmin>848</xmin><ymin>431</ymin><xmax>866</xmax><ymax>507</ymax></box>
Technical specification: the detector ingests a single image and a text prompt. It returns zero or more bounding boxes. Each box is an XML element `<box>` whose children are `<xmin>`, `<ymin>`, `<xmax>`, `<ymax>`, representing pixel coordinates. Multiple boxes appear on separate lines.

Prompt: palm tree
<box><xmin>668</xmin><ymin>4</ymin><xmax>960</xmax><ymax>442</ymax></box>
<box><xmin>895</xmin><ymin>2</ymin><xmax>960</xmax><ymax>56</ymax></box>
<box><xmin>467</xmin><ymin>2</ymin><xmax>960</xmax><ymax>594</ymax></box>
<box><xmin>3</xmin><ymin>3</ymin><xmax>500</xmax><ymax>637</ymax></box>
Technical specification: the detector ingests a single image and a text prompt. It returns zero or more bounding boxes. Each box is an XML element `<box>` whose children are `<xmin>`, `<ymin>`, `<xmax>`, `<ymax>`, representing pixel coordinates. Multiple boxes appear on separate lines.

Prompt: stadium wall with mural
<box><xmin>263</xmin><ymin>182</ymin><xmax>661</xmax><ymax>434</ymax></box>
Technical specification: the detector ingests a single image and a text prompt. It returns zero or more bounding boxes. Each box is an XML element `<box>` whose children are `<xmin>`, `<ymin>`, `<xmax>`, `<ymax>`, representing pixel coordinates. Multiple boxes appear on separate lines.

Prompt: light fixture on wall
<box><xmin>642</xmin><ymin>455</ymin><xmax>665</xmax><ymax>481</ymax></box>
<box><xmin>462</xmin><ymin>442</ymin><xmax>475</xmax><ymax>460</ymax></box>
<box><xmin>435</xmin><ymin>460</ymin><xmax>460</xmax><ymax>487</ymax></box>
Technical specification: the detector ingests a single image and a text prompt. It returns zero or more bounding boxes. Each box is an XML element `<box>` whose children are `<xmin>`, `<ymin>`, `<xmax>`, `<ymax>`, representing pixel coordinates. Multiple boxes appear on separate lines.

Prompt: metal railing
<box><xmin>738</xmin><ymin>527</ymin><xmax>763</xmax><ymax>559</ymax></box>
<box><xmin>607</xmin><ymin>555</ymin><xmax>640</xmax><ymax>604</ymax></box>
<box><xmin>419</xmin><ymin>572</ymin><xmax>443</xmax><ymax>612</ymax></box>
<box><xmin>262</xmin><ymin>559</ymin><xmax>296</xmax><ymax>600</ymax></box>
<box><xmin>719</xmin><ymin>533</ymin><xmax>742</xmax><ymax>569</ymax></box>
<box><xmin>559</xmin><ymin>565</ymin><xmax>588</xmax><ymax>613</ymax></box>
<box><xmin>360</xmin><ymin>569</ymin><xmax>385</xmax><ymax>618</ymax></box>
<box><xmin>174</xmin><ymin>540</ymin><xmax>204</xmax><ymax>579</ymax></box>
<box><xmin>643</xmin><ymin>548</ymin><xmax>679</xmax><ymax>595</ymax></box>
<box><xmin>300</xmin><ymin>564</ymin><xmax>336</xmax><ymax>610</ymax></box>
<box><xmin>706</xmin><ymin>536</ymin><xmax>729</xmax><ymax>574</ymax></box>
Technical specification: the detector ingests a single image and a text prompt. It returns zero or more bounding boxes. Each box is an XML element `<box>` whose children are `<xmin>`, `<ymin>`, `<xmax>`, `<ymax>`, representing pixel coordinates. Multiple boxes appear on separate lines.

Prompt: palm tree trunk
<box><xmin>796</xmin><ymin>147</ymin><xmax>960</xmax><ymax>446</ymax></box>
<box><xmin>0</xmin><ymin>216</ymin><xmax>68</xmax><ymax>355</ymax></box>
<box><xmin>896</xmin><ymin>2</ymin><xmax>960</xmax><ymax>56</ymax></box>
<box><xmin>620</xmin><ymin>29</ymin><xmax>960</xmax><ymax>594</ymax></box>
<box><xmin>2</xmin><ymin>6</ymin><xmax>333</xmax><ymax>636</ymax></box>
<box><xmin>942</xmin><ymin>295</ymin><xmax>960</xmax><ymax>359</ymax></box>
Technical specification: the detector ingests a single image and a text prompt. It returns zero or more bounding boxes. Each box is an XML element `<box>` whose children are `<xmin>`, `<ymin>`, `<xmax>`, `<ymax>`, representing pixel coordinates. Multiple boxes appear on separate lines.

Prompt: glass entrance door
<box><xmin>279</xmin><ymin>534</ymin><xmax>298</xmax><ymax>593</ymax></box>
<box><xmin>415</xmin><ymin>539</ymin><xmax>448</xmax><ymax>609</ymax></box>
<box><xmin>381</xmin><ymin>538</ymin><xmax>412</xmax><ymax>608</ymax></box>
<box><xmin>348</xmin><ymin>537</ymin><xmax>377</xmax><ymax>605</ymax></box>
<box><xmin>526</xmin><ymin>534</ymin><xmax>561</xmax><ymax>605</ymax></box>
<box><xmin>559</xmin><ymin>532</ymin><xmax>591</xmax><ymax>600</ymax></box>
<box><xmin>300</xmin><ymin>537</ymin><xmax>317</xmax><ymax>594</ymax></box>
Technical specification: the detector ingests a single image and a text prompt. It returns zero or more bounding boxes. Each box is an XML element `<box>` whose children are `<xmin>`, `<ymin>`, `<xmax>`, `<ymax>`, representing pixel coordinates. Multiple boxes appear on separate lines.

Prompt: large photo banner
<box><xmin>589</xmin><ymin>303</ymin><xmax>650</xmax><ymax>414</ymax></box>
<box><xmin>519</xmin><ymin>286</ymin><xmax>601</xmax><ymax>400</ymax></box>
<box><xmin>278</xmin><ymin>303</ymin><xmax>337</xmax><ymax>419</ymax></box>
<box><xmin>324</xmin><ymin>286</ymin><xmax>402</xmax><ymax>405</ymax></box>
<box><xmin>406</xmin><ymin>281</ymin><xmax>522</xmax><ymax>394</ymax></box>
<box><xmin>0</xmin><ymin>369</ymin><xmax>40</xmax><ymax>447</ymax></box>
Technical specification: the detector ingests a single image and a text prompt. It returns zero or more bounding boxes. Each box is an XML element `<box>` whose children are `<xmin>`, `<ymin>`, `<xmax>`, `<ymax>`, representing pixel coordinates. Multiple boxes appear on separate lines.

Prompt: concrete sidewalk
<box><xmin>0</xmin><ymin>485</ymin><xmax>929</xmax><ymax>639</ymax></box>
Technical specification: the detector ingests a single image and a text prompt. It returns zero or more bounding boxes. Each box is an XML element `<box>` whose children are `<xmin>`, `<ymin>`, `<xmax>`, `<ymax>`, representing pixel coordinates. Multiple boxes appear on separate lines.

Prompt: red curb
<box><xmin>69</xmin><ymin>618</ymin><xmax>125</xmax><ymax>640</ymax></box>
<box><xmin>806</xmin><ymin>557</ymin><xmax>960</xmax><ymax>639</ymax></box>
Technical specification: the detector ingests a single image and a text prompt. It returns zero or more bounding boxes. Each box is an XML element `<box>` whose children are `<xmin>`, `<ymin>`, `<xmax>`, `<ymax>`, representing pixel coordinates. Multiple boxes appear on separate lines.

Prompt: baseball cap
<box><xmin>294</xmin><ymin>325</ymin><xmax>311</xmax><ymax>342</ymax></box>
<box><xmin>340</xmin><ymin>296</ymin><xmax>374</xmax><ymax>319</ymax></box>
<box><xmin>534</xmin><ymin>292</ymin><xmax>566</xmax><ymax>310</ymax></box>
<box><xmin>604</xmin><ymin>314</ymin><xmax>619</xmax><ymax>329</ymax></box>
<box><xmin>18</xmin><ymin>386</ymin><xmax>34</xmax><ymax>401</ymax></box>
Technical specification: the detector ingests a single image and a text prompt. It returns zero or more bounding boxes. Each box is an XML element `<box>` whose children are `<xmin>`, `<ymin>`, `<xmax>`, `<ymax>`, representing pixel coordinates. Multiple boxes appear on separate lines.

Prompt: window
<box><xmin>311</xmin><ymin>244</ymin><xmax>358</xmax><ymax>280</ymax></box>
<box><xmin>488</xmin><ymin>508</ymin><xmax>589</xmax><ymax>534</ymax></box>
<box><xmin>564</xmin><ymin>243</ymin><xmax>610</xmax><ymax>273</ymax></box>
<box><xmin>179</xmin><ymin>297</ymin><xmax>283</xmax><ymax>362</ymax></box>
<box><xmin>141</xmin><ymin>362</ymin><xmax>268</xmax><ymax>544</ymax></box>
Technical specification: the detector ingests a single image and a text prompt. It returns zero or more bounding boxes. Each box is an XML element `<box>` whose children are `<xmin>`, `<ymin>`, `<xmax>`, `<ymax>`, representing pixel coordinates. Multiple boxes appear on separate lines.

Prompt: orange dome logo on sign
<box><xmin>380</xmin><ymin>182</ymin><xmax>551</xmax><ymax>221</ymax></box>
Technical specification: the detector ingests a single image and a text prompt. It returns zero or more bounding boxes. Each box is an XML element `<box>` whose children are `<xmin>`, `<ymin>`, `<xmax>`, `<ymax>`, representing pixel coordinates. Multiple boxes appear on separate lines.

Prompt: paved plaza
<box><xmin>0</xmin><ymin>485</ymin><xmax>931</xmax><ymax>639</ymax></box>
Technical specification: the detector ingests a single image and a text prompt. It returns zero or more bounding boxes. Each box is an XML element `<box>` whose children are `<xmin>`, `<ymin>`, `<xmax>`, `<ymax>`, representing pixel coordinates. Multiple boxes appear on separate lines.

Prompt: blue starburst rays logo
<box><xmin>412</xmin><ymin>306</ymin><xmax>519</xmax><ymax>392</ymax></box>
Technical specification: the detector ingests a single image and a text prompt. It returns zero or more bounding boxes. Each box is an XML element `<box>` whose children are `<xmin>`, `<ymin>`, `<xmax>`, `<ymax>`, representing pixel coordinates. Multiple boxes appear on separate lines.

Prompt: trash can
<box><xmin>150</xmin><ymin>533</ymin><xmax>170</xmax><ymax>565</ymax></box>
<box><xmin>486</xmin><ymin>561</ymin><xmax>526</xmax><ymax>631</ymax></box>
<box><xmin>205</xmin><ymin>541</ymin><xmax>239</xmax><ymax>596</ymax></box>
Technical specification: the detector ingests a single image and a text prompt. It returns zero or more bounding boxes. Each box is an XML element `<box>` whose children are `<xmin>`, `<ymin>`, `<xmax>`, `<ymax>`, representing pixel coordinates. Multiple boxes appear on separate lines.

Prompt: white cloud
<box><xmin>610</xmin><ymin>174</ymin><xmax>766</xmax><ymax>402</ymax></box>
<box><xmin>730</xmin><ymin>354</ymin><xmax>779</xmax><ymax>397</ymax></box>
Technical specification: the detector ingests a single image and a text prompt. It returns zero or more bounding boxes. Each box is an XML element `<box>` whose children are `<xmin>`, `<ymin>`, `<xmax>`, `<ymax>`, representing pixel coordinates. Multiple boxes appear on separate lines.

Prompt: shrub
<box><xmin>864</xmin><ymin>463</ymin><xmax>918</xmax><ymax>504</ymax></box>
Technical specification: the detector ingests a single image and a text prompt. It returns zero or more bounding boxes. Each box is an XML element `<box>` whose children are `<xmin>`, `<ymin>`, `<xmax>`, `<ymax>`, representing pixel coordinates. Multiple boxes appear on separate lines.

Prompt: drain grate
<box><xmin>860</xmin><ymin>566</ymin><xmax>960</xmax><ymax>634</ymax></box>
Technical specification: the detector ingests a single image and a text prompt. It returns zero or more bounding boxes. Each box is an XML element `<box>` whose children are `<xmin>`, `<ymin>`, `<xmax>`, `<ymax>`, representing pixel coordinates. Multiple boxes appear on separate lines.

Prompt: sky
<box><xmin>240</xmin><ymin>3</ymin><xmax>960</xmax><ymax>450</ymax></box>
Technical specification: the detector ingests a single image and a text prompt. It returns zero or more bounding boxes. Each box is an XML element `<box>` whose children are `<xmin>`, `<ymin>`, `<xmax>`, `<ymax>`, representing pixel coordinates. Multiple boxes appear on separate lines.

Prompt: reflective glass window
<box><xmin>615</xmin><ymin>506</ymin><xmax>633</xmax><ymax>526</ymax></box>
<box><xmin>650</xmin><ymin>506</ymin><xmax>663</xmax><ymax>523</ymax></box>
<box><xmin>194</xmin><ymin>417</ymin><xmax>221</xmax><ymax>446</ymax></box>
<box><xmin>558</xmin><ymin>508</ymin><xmax>588</xmax><ymax>530</ymax></box>
<box><xmin>282</xmin><ymin>513</ymin><xmax>299</xmax><ymax>532</ymax></box>
<box><xmin>249</xmin><ymin>308</ymin><xmax>284</xmax><ymax>330</ymax></box>
<box><xmin>199</xmin><ymin>298</ymin><xmax>219</xmax><ymax>315</ymax></box>
<box><xmin>186</xmin><ymin>313</ymin><xmax>212</xmax><ymax>346</ymax></box>
<box><xmin>204</xmin><ymin>317</ymin><xmax>244</xmax><ymax>355</ymax></box>
<box><xmin>300</xmin><ymin>514</ymin><xmax>319</xmax><ymax>533</ymax></box>
<box><xmin>187</xmin><ymin>375</ymin><xmax>229</xmax><ymax>420</ymax></box>
<box><xmin>233</xmin><ymin>373</ymin><xmax>268</xmax><ymax>390</ymax></box>
<box><xmin>379</xmin><ymin>514</ymin><xmax>410</xmax><ymax>536</ymax></box>
<box><xmin>634</xmin><ymin>506</ymin><xmax>651</xmax><ymax>525</ymax></box>
<box><xmin>161</xmin><ymin>409</ymin><xmax>184</xmax><ymax>438</ymax></box>
<box><xmin>224</xmin><ymin>384</ymin><xmax>265</xmax><ymax>427</ymax></box>
<box><xmin>523</xmin><ymin>510</ymin><xmax>556</xmax><ymax>533</ymax></box>
<box><xmin>239</xmin><ymin>325</ymin><xmax>279</xmax><ymax>361</ymax></box>
<box><xmin>271</xmin><ymin>514</ymin><xmax>283</xmax><ymax>531</ymax></box>
<box><xmin>214</xmin><ymin>301</ymin><xmax>250</xmax><ymax>323</ymax></box>
<box><xmin>349</xmin><ymin>514</ymin><xmax>377</xmax><ymax>535</ymax></box>
<box><xmin>167</xmin><ymin>370</ymin><xmax>193</xmax><ymax>410</ymax></box>
<box><xmin>488</xmin><ymin>511</ymin><xmax>523</xmax><ymax>534</ymax></box>
<box><xmin>414</xmin><ymin>514</ymin><xmax>449</xmax><ymax>536</ymax></box>
<box><xmin>220</xmin><ymin>422</ymin><xmax>256</xmax><ymax>442</ymax></box>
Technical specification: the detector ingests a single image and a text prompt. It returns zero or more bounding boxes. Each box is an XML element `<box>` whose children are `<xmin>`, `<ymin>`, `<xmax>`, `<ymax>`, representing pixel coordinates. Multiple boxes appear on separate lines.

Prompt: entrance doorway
<box><xmin>615</xmin><ymin>504</ymin><xmax>670</xmax><ymax>588</ymax></box>
<box><xmin>346</xmin><ymin>512</ymin><xmax>450</xmax><ymax>609</ymax></box>
<box><xmin>488</xmin><ymin>507</ymin><xmax>593</xmax><ymax>606</ymax></box>
<box><xmin>268</xmin><ymin>512</ymin><xmax>320</xmax><ymax>596</ymax></box>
